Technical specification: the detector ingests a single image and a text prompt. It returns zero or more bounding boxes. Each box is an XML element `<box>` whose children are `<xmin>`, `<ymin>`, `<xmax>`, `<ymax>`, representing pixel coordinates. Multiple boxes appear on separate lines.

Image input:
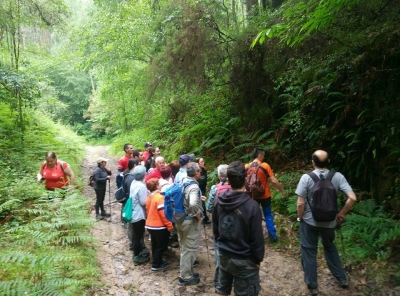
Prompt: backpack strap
<box><xmin>249</xmin><ymin>162</ymin><xmax>270</xmax><ymax>179</ymax></box>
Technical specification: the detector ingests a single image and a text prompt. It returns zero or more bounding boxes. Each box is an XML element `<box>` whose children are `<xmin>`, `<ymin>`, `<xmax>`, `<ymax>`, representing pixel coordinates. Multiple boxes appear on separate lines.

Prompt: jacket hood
<box><xmin>218</xmin><ymin>189</ymin><xmax>251</xmax><ymax>211</ymax></box>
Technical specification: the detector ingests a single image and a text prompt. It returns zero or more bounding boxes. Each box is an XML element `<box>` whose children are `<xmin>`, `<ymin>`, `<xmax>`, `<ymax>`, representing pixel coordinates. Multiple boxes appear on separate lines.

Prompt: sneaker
<box><xmin>101</xmin><ymin>212</ymin><xmax>111</xmax><ymax>217</ymax></box>
<box><xmin>193</xmin><ymin>272</ymin><xmax>200</xmax><ymax>278</ymax></box>
<box><xmin>339</xmin><ymin>273</ymin><xmax>349</xmax><ymax>288</ymax></box>
<box><xmin>268</xmin><ymin>232</ymin><xmax>277</xmax><ymax>243</ymax></box>
<box><xmin>151</xmin><ymin>262</ymin><xmax>168</xmax><ymax>271</ymax></box>
<box><xmin>178</xmin><ymin>276</ymin><xmax>200</xmax><ymax>286</ymax></box>
<box><xmin>193</xmin><ymin>260</ymin><xmax>199</xmax><ymax>267</ymax></box>
<box><xmin>133</xmin><ymin>254</ymin><xmax>149</xmax><ymax>266</ymax></box>
<box><xmin>95</xmin><ymin>214</ymin><xmax>104</xmax><ymax>220</ymax></box>
<box><xmin>309</xmin><ymin>288</ymin><xmax>318</xmax><ymax>296</ymax></box>
<box><xmin>141</xmin><ymin>248</ymin><xmax>150</xmax><ymax>257</ymax></box>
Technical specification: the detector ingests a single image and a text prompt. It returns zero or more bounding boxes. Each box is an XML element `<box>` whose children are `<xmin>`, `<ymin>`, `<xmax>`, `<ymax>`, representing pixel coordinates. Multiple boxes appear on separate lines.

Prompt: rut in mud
<box><xmin>82</xmin><ymin>146</ymin><xmax>363</xmax><ymax>296</ymax></box>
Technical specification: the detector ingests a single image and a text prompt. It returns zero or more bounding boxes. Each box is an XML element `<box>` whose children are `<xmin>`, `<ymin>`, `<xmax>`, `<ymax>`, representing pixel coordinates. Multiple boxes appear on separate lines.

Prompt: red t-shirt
<box><xmin>145</xmin><ymin>168</ymin><xmax>162</xmax><ymax>181</ymax></box>
<box><xmin>143</xmin><ymin>151</ymin><xmax>150</xmax><ymax>162</ymax></box>
<box><xmin>118</xmin><ymin>154</ymin><xmax>132</xmax><ymax>171</ymax></box>
<box><xmin>41</xmin><ymin>161</ymin><xmax>69</xmax><ymax>190</ymax></box>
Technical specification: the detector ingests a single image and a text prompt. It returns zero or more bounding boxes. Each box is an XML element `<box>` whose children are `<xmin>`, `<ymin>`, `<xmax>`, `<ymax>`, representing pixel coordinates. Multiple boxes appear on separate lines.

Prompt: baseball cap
<box><xmin>97</xmin><ymin>157</ymin><xmax>108</xmax><ymax>163</ymax></box>
<box><xmin>144</xmin><ymin>142</ymin><xmax>153</xmax><ymax>148</ymax></box>
<box><xmin>179</xmin><ymin>154</ymin><xmax>195</xmax><ymax>166</ymax></box>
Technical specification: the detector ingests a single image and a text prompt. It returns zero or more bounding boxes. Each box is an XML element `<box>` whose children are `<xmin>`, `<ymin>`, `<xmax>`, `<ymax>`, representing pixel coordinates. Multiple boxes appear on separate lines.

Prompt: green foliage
<box><xmin>342</xmin><ymin>200</ymin><xmax>400</xmax><ymax>262</ymax></box>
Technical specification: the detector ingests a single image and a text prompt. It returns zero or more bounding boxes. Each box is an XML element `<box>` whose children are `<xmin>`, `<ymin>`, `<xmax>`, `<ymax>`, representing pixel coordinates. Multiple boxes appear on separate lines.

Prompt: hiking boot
<box><xmin>309</xmin><ymin>288</ymin><xmax>318</xmax><ymax>296</ymax></box>
<box><xmin>133</xmin><ymin>254</ymin><xmax>149</xmax><ymax>266</ymax></box>
<box><xmin>168</xmin><ymin>240</ymin><xmax>179</xmax><ymax>248</ymax></box>
<box><xmin>339</xmin><ymin>273</ymin><xmax>349</xmax><ymax>288</ymax></box>
<box><xmin>95</xmin><ymin>214</ymin><xmax>104</xmax><ymax>220</ymax></box>
<box><xmin>141</xmin><ymin>248</ymin><xmax>150</xmax><ymax>258</ymax></box>
<box><xmin>101</xmin><ymin>212</ymin><xmax>111</xmax><ymax>217</ymax></box>
<box><xmin>193</xmin><ymin>260</ymin><xmax>199</xmax><ymax>267</ymax></box>
<box><xmin>151</xmin><ymin>262</ymin><xmax>168</xmax><ymax>271</ymax></box>
<box><xmin>178</xmin><ymin>276</ymin><xmax>200</xmax><ymax>286</ymax></box>
<box><xmin>202</xmin><ymin>219</ymin><xmax>212</xmax><ymax>225</ymax></box>
<box><xmin>163</xmin><ymin>248</ymin><xmax>175</xmax><ymax>257</ymax></box>
<box><xmin>193</xmin><ymin>272</ymin><xmax>199</xmax><ymax>278</ymax></box>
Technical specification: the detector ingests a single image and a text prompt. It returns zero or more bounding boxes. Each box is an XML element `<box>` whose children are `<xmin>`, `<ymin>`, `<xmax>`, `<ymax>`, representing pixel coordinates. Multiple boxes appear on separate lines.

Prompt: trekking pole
<box><xmin>108</xmin><ymin>179</ymin><xmax>112</xmax><ymax>222</ymax></box>
<box><xmin>337</xmin><ymin>221</ymin><xmax>348</xmax><ymax>270</ymax></box>
<box><xmin>203</xmin><ymin>223</ymin><xmax>211</xmax><ymax>268</ymax></box>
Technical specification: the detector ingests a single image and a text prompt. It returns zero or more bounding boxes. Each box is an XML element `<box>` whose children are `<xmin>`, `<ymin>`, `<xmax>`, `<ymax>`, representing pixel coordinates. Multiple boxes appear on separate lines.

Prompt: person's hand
<box><xmin>336</xmin><ymin>214</ymin><xmax>345</xmax><ymax>223</ymax></box>
<box><xmin>107</xmin><ymin>175</ymin><xmax>111</xmax><ymax>180</ymax></box>
<box><xmin>201</xmin><ymin>195</ymin><xmax>206</xmax><ymax>202</ymax></box>
<box><xmin>196</xmin><ymin>213</ymin><xmax>201</xmax><ymax>220</ymax></box>
<box><xmin>281</xmin><ymin>190</ymin><xmax>287</xmax><ymax>198</ymax></box>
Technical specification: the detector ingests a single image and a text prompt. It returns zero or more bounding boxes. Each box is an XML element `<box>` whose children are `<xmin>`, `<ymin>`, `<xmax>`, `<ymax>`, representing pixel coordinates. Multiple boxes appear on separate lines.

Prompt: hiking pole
<box><xmin>108</xmin><ymin>179</ymin><xmax>112</xmax><ymax>222</ymax></box>
<box><xmin>337</xmin><ymin>221</ymin><xmax>348</xmax><ymax>270</ymax></box>
<box><xmin>203</xmin><ymin>223</ymin><xmax>211</xmax><ymax>268</ymax></box>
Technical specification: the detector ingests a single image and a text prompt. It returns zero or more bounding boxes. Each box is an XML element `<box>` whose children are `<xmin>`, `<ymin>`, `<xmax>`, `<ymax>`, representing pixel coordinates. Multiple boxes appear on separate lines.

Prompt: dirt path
<box><xmin>82</xmin><ymin>146</ymin><xmax>363</xmax><ymax>296</ymax></box>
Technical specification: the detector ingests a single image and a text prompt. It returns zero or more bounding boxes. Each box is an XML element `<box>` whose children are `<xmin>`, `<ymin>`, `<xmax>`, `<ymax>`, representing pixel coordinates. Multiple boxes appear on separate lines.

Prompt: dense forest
<box><xmin>0</xmin><ymin>0</ymin><xmax>399</xmax><ymax>294</ymax></box>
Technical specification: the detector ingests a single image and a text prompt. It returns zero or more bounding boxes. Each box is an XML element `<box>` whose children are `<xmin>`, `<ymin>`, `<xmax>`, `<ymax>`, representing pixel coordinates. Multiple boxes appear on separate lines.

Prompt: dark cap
<box><xmin>144</xmin><ymin>142</ymin><xmax>152</xmax><ymax>148</ymax></box>
<box><xmin>179</xmin><ymin>153</ymin><xmax>195</xmax><ymax>166</ymax></box>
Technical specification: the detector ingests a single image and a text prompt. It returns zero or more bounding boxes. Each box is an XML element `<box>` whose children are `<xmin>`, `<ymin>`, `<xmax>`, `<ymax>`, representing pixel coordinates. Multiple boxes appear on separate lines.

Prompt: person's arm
<box><xmin>250</xmin><ymin>204</ymin><xmax>265</xmax><ymax>263</ymax></box>
<box><xmin>206</xmin><ymin>185</ymin><xmax>217</xmax><ymax>212</ymax></box>
<box><xmin>138</xmin><ymin>185</ymin><xmax>148</xmax><ymax>206</ymax></box>
<box><xmin>187</xmin><ymin>186</ymin><xmax>202</xmax><ymax>219</ymax></box>
<box><xmin>37</xmin><ymin>163</ymin><xmax>44</xmax><ymax>182</ymax></box>
<box><xmin>297</xmin><ymin>196</ymin><xmax>306</xmax><ymax>220</ymax></box>
<box><xmin>63</xmin><ymin>166</ymin><xmax>75</xmax><ymax>186</ymax></box>
<box><xmin>337</xmin><ymin>190</ymin><xmax>357</xmax><ymax>223</ymax></box>
<box><xmin>269</xmin><ymin>176</ymin><xmax>286</xmax><ymax>198</ymax></box>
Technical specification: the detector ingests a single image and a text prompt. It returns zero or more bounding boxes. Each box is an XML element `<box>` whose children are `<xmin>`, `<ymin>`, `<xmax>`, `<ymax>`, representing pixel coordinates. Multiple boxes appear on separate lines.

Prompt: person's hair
<box><xmin>124</xmin><ymin>143</ymin><xmax>132</xmax><ymax>152</ymax></box>
<box><xmin>252</xmin><ymin>147</ymin><xmax>265</xmax><ymax>159</ymax></box>
<box><xmin>227</xmin><ymin>161</ymin><xmax>246</xmax><ymax>189</ymax></box>
<box><xmin>132</xmin><ymin>149</ymin><xmax>142</xmax><ymax>158</ymax></box>
<box><xmin>146</xmin><ymin>178</ymin><xmax>159</xmax><ymax>192</ymax></box>
<box><xmin>149</xmin><ymin>147</ymin><xmax>155</xmax><ymax>156</ymax></box>
<box><xmin>194</xmin><ymin>157</ymin><xmax>201</xmax><ymax>163</ymax></box>
<box><xmin>187</xmin><ymin>162</ymin><xmax>200</xmax><ymax>177</ymax></box>
<box><xmin>160</xmin><ymin>166</ymin><xmax>172</xmax><ymax>179</ymax></box>
<box><xmin>123</xmin><ymin>158</ymin><xmax>139</xmax><ymax>174</ymax></box>
<box><xmin>133</xmin><ymin>165</ymin><xmax>146</xmax><ymax>181</ymax></box>
<box><xmin>217</xmin><ymin>164</ymin><xmax>229</xmax><ymax>182</ymax></box>
<box><xmin>169</xmin><ymin>160</ymin><xmax>180</xmax><ymax>178</ymax></box>
<box><xmin>155</xmin><ymin>156</ymin><xmax>164</xmax><ymax>164</ymax></box>
<box><xmin>312</xmin><ymin>152</ymin><xmax>330</xmax><ymax>168</ymax></box>
<box><xmin>45</xmin><ymin>151</ymin><xmax>57</xmax><ymax>159</ymax></box>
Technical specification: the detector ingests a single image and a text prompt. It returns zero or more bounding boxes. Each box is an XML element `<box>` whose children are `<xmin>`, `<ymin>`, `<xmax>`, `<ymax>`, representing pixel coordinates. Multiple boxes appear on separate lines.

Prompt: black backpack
<box><xmin>306</xmin><ymin>171</ymin><xmax>338</xmax><ymax>222</ymax></box>
<box><xmin>114</xmin><ymin>173</ymin><xmax>133</xmax><ymax>203</ymax></box>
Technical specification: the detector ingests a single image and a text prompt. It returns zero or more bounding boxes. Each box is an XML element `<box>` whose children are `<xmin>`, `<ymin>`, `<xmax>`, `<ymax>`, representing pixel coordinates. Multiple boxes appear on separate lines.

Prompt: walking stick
<box><xmin>203</xmin><ymin>223</ymin><xmax>211</xmax><ymax>268</ymax></box>
<box><xmin>337</xmin><ymin>221</ymin><xmax>348</xmax><ymax>270</ymax></box>
<box><xmin>108</xmin><ymin>179</ymin><xmax>112</xmax><ymax>222</ymax></box>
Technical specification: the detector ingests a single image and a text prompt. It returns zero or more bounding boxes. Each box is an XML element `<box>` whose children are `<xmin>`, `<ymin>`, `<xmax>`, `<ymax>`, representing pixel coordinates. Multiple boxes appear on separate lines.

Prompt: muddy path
<box><xmin>82</xmin><ymin>146</ymin><xmax>364</xmax><ymax>296</ymax></box>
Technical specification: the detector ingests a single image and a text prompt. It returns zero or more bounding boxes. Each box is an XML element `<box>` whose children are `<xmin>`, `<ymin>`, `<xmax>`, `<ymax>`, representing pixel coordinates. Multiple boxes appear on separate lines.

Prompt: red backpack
<box><xmin>216</xmin><ymin>183</ymin><xmax>231</xmax><ymax>196</ymax></box>
<box><xmin>245</xmin><ymin>162</ymin><xmax>269</xmax><ymax>199</ymax></box>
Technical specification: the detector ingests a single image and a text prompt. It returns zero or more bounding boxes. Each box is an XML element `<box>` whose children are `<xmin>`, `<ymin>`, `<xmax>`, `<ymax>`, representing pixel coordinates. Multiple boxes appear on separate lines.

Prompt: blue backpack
<box><xmin>164</xmin><ymin>181</ymin><xmax>196</xmax><ymax>223</ymax></box>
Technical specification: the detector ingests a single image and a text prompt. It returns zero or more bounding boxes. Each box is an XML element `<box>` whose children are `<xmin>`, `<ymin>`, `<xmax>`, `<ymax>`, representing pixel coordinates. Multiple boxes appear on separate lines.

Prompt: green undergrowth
<box><xmin>0</xmin><ymin>104</ymin><xmax>100</xmax><ymax>295</ymax></box>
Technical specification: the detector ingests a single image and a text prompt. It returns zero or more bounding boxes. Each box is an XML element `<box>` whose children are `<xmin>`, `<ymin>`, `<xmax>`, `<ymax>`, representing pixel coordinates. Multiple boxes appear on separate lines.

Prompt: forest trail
<box><xmin>82</xmin><ymin>146</ymin><xmax>363</xmax><ymax>296</ymax></box>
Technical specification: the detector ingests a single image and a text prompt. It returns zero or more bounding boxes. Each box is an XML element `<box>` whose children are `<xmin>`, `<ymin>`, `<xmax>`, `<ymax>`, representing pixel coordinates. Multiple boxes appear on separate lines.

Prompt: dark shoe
<box><xmin>268</xmin><ymin>232</ymin><xmax>277</xmax><ymax>243</ymax></box>
<box><xmin>178</xmin><ymin>276</ymin><xmax>200</xmax><ymax>286</ymax></box>
<box><xmin>163</xmin><ymin>248</ymin><xmax>175</xmax><ymax>257</ymax></box>
<box><xmin>95</xmin><ymin>214</ymin><xmax>104</xmax><ymax>220</ymax></box>
<box><xmin>141</xmin><ymin>248</ymin><xmax>150</xmax><ymax>257</ymax></box>
<box><xmin>161</xmin><ymin>259</ymin><xmax>169</xmax><ymax>265</ymax></box>
<box><xmin>309</xmin><ymin>288</ymin><xmax>318</xmax><ymax>296</ymax></box>
<box><xmin>193</xmin><ymin>272</ymin><xmax>199</xmax><ymax>278</ymax></box>
<box><xmin>193</xmin><ymin>260</ymin><xmax>199</xmax><ymax>267</ymax></box>
<box><xmin>129</xmin><ymin>244</ymin><xmax>134</xmax><ymax>251</ymax></box>
<box><xmin>339</xmin><ymin>273</ymin><xmax>349</xmax><ymax>288</ymax></box>
<box><xmin>101</xmin><ymin>212</ymin><xmax>111</xmax><ymax>217</ymax></box>
<box><xmin>151</xmin><ymin>262</ymin><xmax>168</xmax><ymax>271</ymax></box>
<box><xmin>133</xmin><ymin>253</ymin><xmax>149</xmax><ymax>266</ymax></box>
<box><xmin>202</xmin><ymin>219</ymin><xmax>212</xmax><ymax>225</ymax></box>
<box><xmin>168</xmin><ymin>240</ymin><xmax>179</xmax><ymax>248</ymax></box>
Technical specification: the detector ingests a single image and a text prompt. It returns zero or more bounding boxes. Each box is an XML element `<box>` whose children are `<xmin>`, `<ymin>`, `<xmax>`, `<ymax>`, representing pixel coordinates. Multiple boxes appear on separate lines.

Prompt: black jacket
<box><xmin>212</xmin><ymin>189</ymin><xmax>265</xmax><ymax>264</ymax></box>
<box><xmin>93</xmin><ymin>167</ymin><xmax>111</xmax><ymax>190</ymax></box>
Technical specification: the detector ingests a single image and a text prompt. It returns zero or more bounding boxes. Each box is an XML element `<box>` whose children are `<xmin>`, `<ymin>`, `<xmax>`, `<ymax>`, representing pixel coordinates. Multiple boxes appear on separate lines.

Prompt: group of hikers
<box><xmin>37</xmin><ymin>145</ymin><xmax>357</xmax><ymax>296</ymax></box>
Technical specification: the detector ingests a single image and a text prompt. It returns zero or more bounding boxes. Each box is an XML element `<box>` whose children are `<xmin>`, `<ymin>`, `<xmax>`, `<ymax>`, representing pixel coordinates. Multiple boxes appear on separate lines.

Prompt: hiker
<box><xmin>213</xmin><ymin>161</ymin><xmax>265</xmax><ymax>296</ymax></box>
<box><xmin>145</xmin><ymin>147</ymin><xmax>156</xmax><ymax>172</ymax></box>
<box><xmin>295</xmin><ymin>150</ymin><xmax>357</xmax><ymax>296</ymax></box>
<box><xmin>175</xmin><ymin>153</ymin><xmax>195</xmax><ymax>184</ymax></box>
<box><xmin>245</xmin><ymin>147</ymin><xmax>286</xmax><ymax>242</ymax></box>
<box><xmin>154</xmin><ymin>147</ymin><xmax>161</xmax><ymax>157</ymax></box>
<box><xmin>93</xmin><ymin>157</ymin><xmax>112</xmax><ymax>220</ymax></box>
<box><xmin>142</xmin><ymin>142</ymin><xmax>153</xmax><ymax>162</ymax></box>
<box><xmin>195</xmin><ymin>157</ymin><xmax>211</xmax><ymax>224</ymax></box>
<box><xmin>145</xmin><ymin>178</ymin><xmax>173</xmax><ymax>271</ymax></box>
<box><xmin>37</xmin><ymin>151</ymin><xmax>75</xmax><ymax>191</ymax></box>
<box><xmin>159</xmin><ymin>166</ymin><xmax>179</xmax><ymax>248</ymax></box>
<box><xmin>175</xmin><ymin>162</ymin><xmax>203</xmax><ymax>286</ymax></box>
<box><xmin>206</xmin><ymin>164</ymin><xmax>230</xmax><ymax>289</ymax></box>
<box><xmin>145</xmin><ymin>156</ymin><xmax>166</xmax><ymax>181</ymax></box>
<box><xmin>122</xmin><ymin>158</ymin><xmax>139</xmax><ymax>226</ymax></box>
<box><xmin>169</xmin><ymin>160</ymin><xmax>180</xmax><ymax>183</ymax></box>
<box><xmin>117</xmin><ymin>143</ymin><xmax>133</xmax><ymax>188</ymax></box>
<box><xmin>159</xmin><ymin>166</ymin><xmax>173</xmax><ymax>192</ymax></box>
<box><xmin>128</xmin><ymin>165</ymin><xmax>150</xmax><ymax>266</ymax></box>
<box><xmin>133</xmin><ymin>149</ymin><xmax>145</xmax><ymax>166</ymax></box>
